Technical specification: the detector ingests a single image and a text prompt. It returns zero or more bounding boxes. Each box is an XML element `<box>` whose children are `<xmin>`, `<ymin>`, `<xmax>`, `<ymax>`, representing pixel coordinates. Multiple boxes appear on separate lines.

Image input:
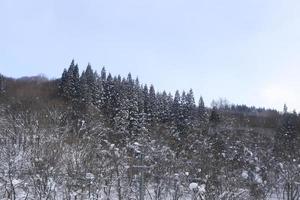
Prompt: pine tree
<box><xmin>62</xmin><ymin>60</ymin><xmax>80</xmax><ymax>102</ymax></box>
<box><xmin>101</xmin><ymin>67</ymin><xmax>107</xmax><ymax>81</ymax></box>
<box><xmin>0</xmin><ymin>74</ymin><xmax>5</xmax><ymax>94</ymax></box>
<box><xmin>102</xmin><ymin>73</ymin><xmax>116</xmax><ymax>123</ymax></box>
<box><xmin>198</xmin><ymin>96</ymin><xmax>208</xmax><ymax>124</ymax></box>
<box><xmin>71</xmin><ymin>64</ymin><xmax>80</xmax><ymax>102</ymax></box>
<box><xmin>142</xmin><ymin>85</ymin><xmax>149</xmax><ymax>114</ymax></box>
<box><xmin>148</xmin><ymin>85</ymin><xmax>157</xmax><ymax>122</ymax></box>
<box><xmin>171</xmin><ymin>90</ymin><xmax>183</xmax><ymax>136</ymax></box>
<box><xmin>209</xmin><ymin>107</ymin><xmax>220</xmax><ymax>124</ymax></box>
<box><xmin>172</xmin><ymin>90</ymin><xmax>181</xmax><ymax>123</ymax></box>
<box><xmin>93</xmin><ymin>71</ymin><xmax>101</xmax><ymax>106</ymax></box>
<box><xmin>184</xmin><ymin>89</ymin><xmax>196</xmax><ymax>123</ymax></box>
<box><xmin>157</xmin><ymin>91</ymin><xmax>172</xmax><ymax>123</ymax></box>
<box><xmin>60</xmin><ymin>69</ymin><xmax>68</xmax><ymax>97</ymax></box>
<box><xmin>128</xmin><ymin>86</ymin><xmax>141</xmax><ymax>138</ymax></box>
<box><xmin>198</xmin><ymin>96</ymin><xmax>205</xmax><ymax>114</ymax></box>
<box><xmin>283</xmin><ymin>104</ymin><xmax>288</xmax><ymax>114</ymax></box>
<box><xmin>274</xmin><ymin>111</ymin><xmax>299</xmax><ymax>160</ymax></box>
<box><xmin>85</xmin><ymin>63</ymin><xmax>97</xmax><ymax>104</ymax></box>
<box><xmin>118</xmin><ymin>74</ymin><xmax>141</xmax><ymax>139</ymax></box>
<box><xmin>79</xmin><ymin>71</ymin><xmax>89</xmax><ymax>104</ymax></box>
<box><xmin>134</xmin><ymin>78</ymin><xmax>143</xmax><ymax>112</ymax></box>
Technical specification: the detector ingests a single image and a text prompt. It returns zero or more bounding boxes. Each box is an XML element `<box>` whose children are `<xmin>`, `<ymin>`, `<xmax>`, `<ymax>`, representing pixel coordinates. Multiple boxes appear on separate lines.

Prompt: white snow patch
<box><xmin>199</xmin><ymin>184</ymin><xmax>206</xmax><ymax>193</ymax></box>
<box><xmin>86</xmin><ymin>173</ymin><xmax>95</xmax><ymax>180</ymax></box>
<box><xmin>242</xmin><ymin>170</ymin><xmax>248</xmax><ymax>179</ymax></box>
<box><xmin>12</xmin><ymin>179</ymin><xmax>22</xmax><ymax>185</ymax></box>
<box><xmin>189</xmin><ymin>182</ymin><xmax>198</xmax><ymax>190</ymax></box>
<box><xmin>255</xmin><ymin>173</ymin><xmax>262</xmax><ymax>184</ymax></box>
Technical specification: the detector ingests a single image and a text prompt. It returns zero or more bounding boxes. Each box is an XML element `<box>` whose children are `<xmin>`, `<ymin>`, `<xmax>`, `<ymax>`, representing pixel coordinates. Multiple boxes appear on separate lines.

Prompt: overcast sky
<box><xmin>1</xmin><ymin>0</ymin><xmax>300</xmax><ymax>111</ymax></box>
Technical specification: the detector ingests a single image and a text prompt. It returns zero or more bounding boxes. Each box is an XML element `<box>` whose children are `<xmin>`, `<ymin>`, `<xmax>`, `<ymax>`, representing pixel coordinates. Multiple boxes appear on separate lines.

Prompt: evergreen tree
<box><xmin>126</xmin><ymin>73</ymin><xmax>134</xmax><ymax>88</ymax></box>
<box><xmin>79</xmin><ymin>71</ymin><xmax>90</xmax><ymax>104</ymax></box>
<box><xmin>283</xmin><ymin>103</ymin><xmax>288</xmax><ymax>114</ymax></box>
<box><xmin>60</xmin><ymin>69</ymin><xmax>68</xmax><ymax>97</ymax></box>
<box><xmin>101</xmin><ymin>73</ymin><xmax>116</xmax><ymax>123</ymax></box>
<box><xmin>62</xmin><ymin>60</ymin><xmax>80</xmax><ymax>102</ymax></box>
<box><xmin>274</xmin><ymin>111</ymin><xmax>299</xmax><ymax>160</ymax></box>
<box><xmin>157</xmin><ymin>91</ymin><xmax>172</xmax><ymax>123</ymax></box>
<box><xmin>171</xmin><ymin>90</ymin><xmax>181</xmax><ymax>124</ymax></box>
<box><xmin>0</xmin><ymin>74</ymin><xmax>6</xmax><ymax>94</ymax></box>
<box><xmin>209</xmin><ymin>106</ymin><xmax>220</xmax><ymax>124</ymax></box>
<box><xmin>184</xmin><ymin>89</ymin><xmax>196</xmax><ymax>123</ymax></box>
<box><xmin>71</xmin><ymin>64</ymin><xmax>80</xmax><ymax>102</ymax></box>
<box><xmin>198</xmin><ymin>96</ymin><xmax>205</xmax><ymax>114</ymax></box>
<box><xmin>100</xmin><ymin>67</ymin><xmax>107</xmax><ymax>81</ymax></box>
<box><xmin>93</xmin><ymin>71</ymin><xmax>101</xmax><ymax>106</ymax></box>
<box><xmin>134</xmin><ymin>78</ymin><xmax>143</xmax><ymax>112</ymax></box>
<box><xmin>198</xmin><ymin>96</ymin><xmax>208</xmax><ymax>125</ymax></box>
<box><xmin>85</xmin><ymin>63</ymin><xmax>97</xmax><ymax>104</ymax></box>
<box><xmin>142</xmin><ymin>85</ymin><xmax>149</xmax><ymax>114</ymax></box>
<box><xmin>120</xmin><ymin>74</ymin><xmax>140</xmax><ymax>139</ymax></box>
<box><xmin>148</xmin><ymin>85</ymin><xmax>157</xmax><ymax>122</ymax></box>
<box><xmin>171</xmin><ymin>90</ymin><xmax>184</xmax><ymax>136</ymax></box>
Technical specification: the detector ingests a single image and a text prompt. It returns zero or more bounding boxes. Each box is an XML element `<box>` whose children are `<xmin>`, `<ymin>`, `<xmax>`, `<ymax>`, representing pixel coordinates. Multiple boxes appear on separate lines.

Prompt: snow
<box><xmin>189</xmin><ymin>182</ymin><xmax>198</xmax><ymax>190</ymax></box>
<box><xmin>12</xmin><ymin>179</ymin><xmax>22</xmax><ymax>185</ymax></box>
<box><xmin>199</xmin><ymin>184</ymin><xmax>206</xmax><ymax>193</ymax></box>
<box><xmin>255</xmin><ymin>173</ymin><xmax>262</xmax><ymax>184</ymax></box>
<box><xmin>86</xmin><ymin>173</ymin><xmax>95</xmax><ymax>180</ymax></box>
<box><xmin>242</xmin><ymin>170</ymin><xmax>248</xmax><ymax>179</ymax></box>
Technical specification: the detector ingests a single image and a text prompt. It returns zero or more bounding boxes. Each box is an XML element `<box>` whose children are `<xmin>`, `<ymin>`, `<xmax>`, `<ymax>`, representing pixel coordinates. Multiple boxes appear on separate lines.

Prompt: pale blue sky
<box><xmin>1</xmin><ymin>0</ymin><xmax>300</xmax><ymax>111</ymax></box>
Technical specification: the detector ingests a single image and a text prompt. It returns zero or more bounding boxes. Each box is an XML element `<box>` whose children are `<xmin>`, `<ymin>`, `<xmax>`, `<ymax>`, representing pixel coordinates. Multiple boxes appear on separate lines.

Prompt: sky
<box><xmin>1</xmin><ymin>0</ymin><xmax>300</xmax><ymax>111</ymax></box>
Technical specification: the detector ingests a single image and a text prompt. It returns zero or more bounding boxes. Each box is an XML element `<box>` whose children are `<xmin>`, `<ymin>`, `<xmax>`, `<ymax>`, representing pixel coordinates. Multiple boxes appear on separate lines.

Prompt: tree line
<box><xmin>0</xmin><ymin>61</ymin><xmax>299</xmax><ymax>199</ymax></box>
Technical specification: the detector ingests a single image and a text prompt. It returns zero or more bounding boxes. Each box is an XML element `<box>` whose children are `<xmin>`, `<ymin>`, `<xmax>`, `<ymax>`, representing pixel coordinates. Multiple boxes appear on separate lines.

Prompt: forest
<box><xmin>0</xmin><ymin>61</ymin><xmax>299</xmax><ymax>200</ymax></box>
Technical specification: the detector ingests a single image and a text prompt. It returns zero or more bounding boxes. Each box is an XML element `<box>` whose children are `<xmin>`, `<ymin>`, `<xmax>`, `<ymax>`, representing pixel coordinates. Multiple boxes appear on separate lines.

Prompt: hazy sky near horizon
<box><xmin>1</xmin><ymin>0</ymin><xmax>300</xmax><ymax>111</ymax></box>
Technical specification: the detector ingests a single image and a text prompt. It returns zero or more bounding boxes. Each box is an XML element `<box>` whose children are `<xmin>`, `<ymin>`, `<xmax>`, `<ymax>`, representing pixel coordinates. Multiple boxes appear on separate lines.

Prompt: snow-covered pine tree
<box><xmin>101</xmin><ymin>73</ymin><xmax>116</xmax><ymax>124</ymax></box>
<box><xmin>142</xmin><ymin>85</ymin><xmax>149</xmax><ymax>114</ymax></box>
<box><xmin>85</xmin><ymin>64</ymin><xmax>98</xmax><ymax>104</ymax></box>
<box><xmin>156</xmin><ymin>91</ymin><xmax>172</xmax><ymax>123</ymax></box>
<box><xmin>184</xmin><ymin>89</ymin><xmax>196</xmax><ymax>125</ymax></box>
<box><xmin>79</xmin><ymin>71</ymin><xmax>89</xmax><ymax>105</ymax></box>
<box><xmin>148</xmin><ymin>85</ymin><xmax>158</xmax><ymax>122</ymax></box>
<box><xmin>59</xmin><ymin>68</ymin><xmax>68</xmax><ymax>97</ymax></box>
<box><xmin>126</xmin><ymin>74</ymin><xmax>140</xmax><ymax>138</ymax></box>
<box><xmin>171</xmin><ymin>90</ymin><xmax>181</xmax><ymax>128</ymax></box>
<box><xmin>63</xmin><ymin>60</ymin><xmax>80</xmax><ymax>103</ymax></box>
<box><xmin>198</xmin><ymin>96</ymin><xmax>205</xmax><ymax>118</ymax></box>
<box><xmin>100</xmin><ymin>67</ymin><xmax>107</xmax><ymax>81</ymax></box>
<box><xmin>273</xmin><ymin>109</ymin><xmax>300</xmax><ymax>200</ymax></box>
<box><xmin>274</xmin><ymin>110</ymin><xmax>299</xmax><ymax>160</ymax></box>
<box><xmin>72</xmin><ymin>64</ymin><xmax>80</xmax><ymax>99</ymax></box>
<box><xmin>209</xmin><ymin>106</ymin><xmax>220</xmax><ymax>124</ymax></box>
